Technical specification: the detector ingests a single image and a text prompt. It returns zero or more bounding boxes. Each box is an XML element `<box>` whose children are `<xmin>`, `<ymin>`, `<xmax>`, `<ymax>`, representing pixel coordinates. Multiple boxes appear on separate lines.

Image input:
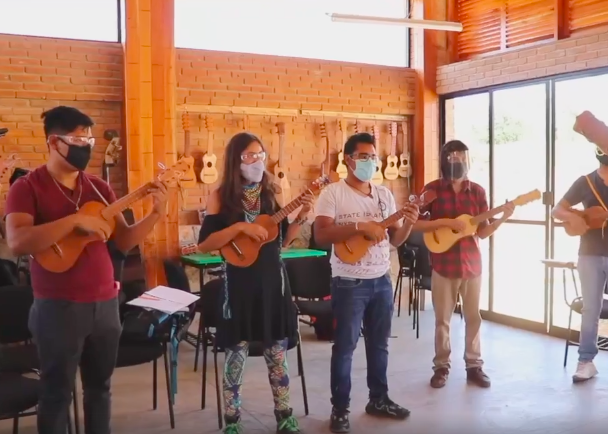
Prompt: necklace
<box><xmin>345</xmin><ymin>179</ymin><xmax>373</xmax><ymax>198</ymax></box>
<box><xmin>51</xmin><ymin>175</ymin><xmax>83</xmax><ymax>211</ymax></box>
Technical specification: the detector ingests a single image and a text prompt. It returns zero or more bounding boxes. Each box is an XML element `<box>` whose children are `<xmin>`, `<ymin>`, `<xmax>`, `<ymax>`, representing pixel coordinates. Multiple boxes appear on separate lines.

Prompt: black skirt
<box><xmin>199</xmin><ymin>213</ymin><xmax>297</xmax><ymax>349</ymax></box>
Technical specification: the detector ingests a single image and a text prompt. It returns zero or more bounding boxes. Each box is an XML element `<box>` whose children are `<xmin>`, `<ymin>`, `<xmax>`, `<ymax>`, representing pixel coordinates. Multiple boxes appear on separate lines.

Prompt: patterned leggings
<box><xmin>223</xmin><ymin>339</ymin><xmax>291</xmax><ymax>418</ymax></box>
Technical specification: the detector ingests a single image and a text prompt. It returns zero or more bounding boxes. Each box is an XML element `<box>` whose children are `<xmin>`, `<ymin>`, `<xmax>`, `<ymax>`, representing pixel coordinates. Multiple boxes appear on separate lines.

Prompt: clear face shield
<box><xmin>442</xmin><ymin>150</ymin><xmax>470</xmax><ymax>180</ymax></box>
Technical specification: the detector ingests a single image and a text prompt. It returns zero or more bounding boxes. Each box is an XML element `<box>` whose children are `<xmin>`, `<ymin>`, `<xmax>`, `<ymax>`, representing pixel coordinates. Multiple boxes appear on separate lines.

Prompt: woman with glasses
<box><xmin>196</xmin><ymin>132</ymin><xmax>313</xmax><ymax>434</ymax></box>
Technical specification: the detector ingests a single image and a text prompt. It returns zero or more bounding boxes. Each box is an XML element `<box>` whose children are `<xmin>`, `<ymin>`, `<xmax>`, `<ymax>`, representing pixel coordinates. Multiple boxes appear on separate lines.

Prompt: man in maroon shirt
<box><xmin>5</xmin><ymin>106</ymin><xmax>168</xmax><ymax>434</ymax></box>
<box><xmin>414</xmin><ymin>140</ymin><xmax>513</xmax><ymax>389</ymax></box>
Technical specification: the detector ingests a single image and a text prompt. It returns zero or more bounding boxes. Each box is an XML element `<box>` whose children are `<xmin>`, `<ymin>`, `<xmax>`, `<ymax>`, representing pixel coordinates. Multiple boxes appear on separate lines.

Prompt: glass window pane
<box><xmin>444</xmin><ymin>93</ymin><xmax>490</xmax><ymax>310</ymax></box>
<box><xmin>175</xmin><ymin>0</ymin><xmax>408</xmax><ymax>67</ymax></box>
<box><xmin>0</xmin><ymin>0</ymin><xmax>119</xmax><ymax>42</ymax></box>
<box><xmin>493</xmin><ymin>84</ymin><xmax>547</xmax><ymax>221</ymax></box>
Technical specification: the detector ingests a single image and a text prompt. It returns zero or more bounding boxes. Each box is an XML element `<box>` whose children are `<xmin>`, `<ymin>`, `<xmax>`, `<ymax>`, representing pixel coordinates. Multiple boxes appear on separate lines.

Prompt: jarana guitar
<box><xmin>384</xmin><ymin>122</ymin><xmax>399</xmax><ymax>181</ymax></box>
<box><xmin>334</xmin><ymin>190</ymin><xmax>437</xmax><ymax>265</ymax></box>
<box><xmin>320</xmin><ymin>123</ymin><xmax>339</xmax><ymax>182</ymax></box>
<box><xmin>335</xmin><ymin>119</ymin><xmax>348</xmax><ymax>179</ymax></box>
<box><xmin>563</xmin><ymin>206</ymin><xmax>608</xmax><ymax>236</ymax></box>
<box><xmin>201</xmin><ymin>116</ymin><xmax>219</xmax><ymax>184</ymax></box>
<box><xmin>180</xmin><ymin>112</ymin><xmax>197</xmax><ymax>188</ymax></box>
<box><xmin>34</xmin><ymin>159</ymin><xmax>193</xmax><ymax>273</ymax></box>
<box><xmin>102</xmin><ymin>129</ymin><xmax>121</xmax><ymax>184</ymax></box>
<box><xmin>370</xmin><ymin>124</ymin><xmax>384</xmax><ymax>186</ymax></box>
<box><xmin>423</xmin><ymin>189</ymin><xmax>542</xmax><ymax>254</ymax></box>
<box><xmin>221</xmin><ymin>176</ymin><xmax>331</xmax><ymax>267</ymax></box>
<box><xmin>273</xmin><ymin>122</ymin><xmax>292</xmax><ymax>207</ymax></box>
<box><xmin>398</xmin><ymin>121</ymin><xmax>412</xmax><ymax>179</ymax></box>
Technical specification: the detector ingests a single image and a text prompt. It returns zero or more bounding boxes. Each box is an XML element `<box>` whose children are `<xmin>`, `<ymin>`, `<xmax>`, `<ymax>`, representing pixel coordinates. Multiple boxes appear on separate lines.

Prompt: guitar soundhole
<box><xmin>451</xmin><ymin>230</ymin><xmax>460</xmax><ymax>234</ymax></box>
<box><xmin>206</xmin><ymin>162</ymin><xmax>212</xmax><ymax>168</ymax></box>
<box><xmin>278</xmin><ymin>172</ymin><xmax>284</xmax><ymax>179</ymax></box>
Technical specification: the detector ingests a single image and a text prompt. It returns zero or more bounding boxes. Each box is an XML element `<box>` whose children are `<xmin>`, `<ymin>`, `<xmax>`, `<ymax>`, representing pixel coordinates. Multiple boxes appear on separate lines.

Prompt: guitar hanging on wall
<box><xmin>180</xmin><ymin>111</ymin><xmax>197</xmax><ymax>189</ymax></box>
<box><xmin>335</xmin><ymin>118</ymin><xmax>348</xmax><ymax>179</ymax></box>
<box><xmin>398</xmin><ymin>121</ymin><xmax>412</xmax><ymax>180</ymax></box>
<box><xmin>273</xmin><ymin>122</ymin><xmax>292</xmax><ymax>207</ymax></box>
<box><xmin>384</xmin><ymin>122</ymin><xmax>399</xmax><ymax>181</ymax></box>
<box><xmin>201</xmin><ymin>116</ymin><xmax>219</xmax><ymax>185</ymax></box>
<box><xmin>102</xmin><ymin>130</ymin><xmax>121</xmax><ymax>184</ymax></box>
<box><xmin>370</xmin><ymin>124</ymin><xmax>384</xmax><ymax>186</ymax></box>
<box><xmin>320</xmin><ymin>122</ymin><xmax>339</xmax><ymax>182</ymax></box>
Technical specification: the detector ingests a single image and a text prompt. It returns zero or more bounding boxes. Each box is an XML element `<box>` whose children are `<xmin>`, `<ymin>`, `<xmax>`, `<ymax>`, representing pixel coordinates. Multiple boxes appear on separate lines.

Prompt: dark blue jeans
<box><xmin>330</xmin><ymin>273</ymin><xmax>393</xmax><ymax>410</ymax></box>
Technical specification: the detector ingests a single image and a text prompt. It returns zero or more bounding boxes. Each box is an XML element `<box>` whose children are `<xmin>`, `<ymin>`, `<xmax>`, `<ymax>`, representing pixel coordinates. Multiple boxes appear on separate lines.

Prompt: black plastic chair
<box><xmin>393</xmin><ymin>243</ymin><xmax>417</xmax><ymax>317</ymax></box>
<box><xmin>285</xmin><ymin>256</ymin><xmax>332</xmax><ymax>326</ymax></box>
<box><xmin>0</xmin><ymin>373</ymin><xmax>39</xmax><ymax>434</ymax></box>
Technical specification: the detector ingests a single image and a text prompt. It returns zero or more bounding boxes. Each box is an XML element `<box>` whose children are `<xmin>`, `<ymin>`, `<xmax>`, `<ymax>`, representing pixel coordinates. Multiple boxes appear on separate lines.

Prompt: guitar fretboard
<box><xmin>271</xmin><ymin>189</ymin><xmax>311</xmax><ymax>223</ymax></box>
<box><xmin>101</xmin><ymin>182</ymin><xmax>152</xmax><ymax>219</ymax></box>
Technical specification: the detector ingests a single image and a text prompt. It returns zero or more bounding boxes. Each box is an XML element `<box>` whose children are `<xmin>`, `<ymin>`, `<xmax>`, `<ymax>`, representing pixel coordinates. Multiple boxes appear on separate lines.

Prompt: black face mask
<box><xmin>59</xmin><ymin>142</ymin><xmax>92</xmax><ymax>171</ymax></box>
<box><xmin>596</xmin><ymin>153</ymin><xmax>608</xmax><ymax>166</ymax></box>
<box><xmin>442</xmin><ymin>162</ymin><xmax>468</xmax><ymax>180</ymax></box>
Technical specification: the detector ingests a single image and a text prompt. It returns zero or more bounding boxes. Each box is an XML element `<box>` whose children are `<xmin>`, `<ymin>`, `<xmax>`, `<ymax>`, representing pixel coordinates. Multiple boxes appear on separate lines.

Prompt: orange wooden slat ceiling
<box><xmin>569</xmin><ymin>0</ymin><xmax>608</xmax><ymax>31</ymax></box>
<box><xmin>457</xmin><ymin>0</ymin><xmax>502</xmax><ymax>57</ymax></box>
<box><xmin>505</xmin><ymin>0</ymin><xmax>554</xmax><ymax>48</ymax></box>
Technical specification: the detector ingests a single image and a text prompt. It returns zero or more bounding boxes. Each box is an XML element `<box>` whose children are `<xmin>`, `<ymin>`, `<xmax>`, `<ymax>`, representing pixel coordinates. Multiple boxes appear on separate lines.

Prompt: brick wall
<box><xmin>437</xmin><ymin>27</ymin><xmax>608</xmax><ymax>95</ymax></box>
<box><xmin>0</xmin><ymin>35</ymin><xmax>124</xmax><ymax>204</ymax></box>
<box><xmin>0</xmin><ymin>33</ymin><xmax>416</xmax><ymax>219</ymax></box>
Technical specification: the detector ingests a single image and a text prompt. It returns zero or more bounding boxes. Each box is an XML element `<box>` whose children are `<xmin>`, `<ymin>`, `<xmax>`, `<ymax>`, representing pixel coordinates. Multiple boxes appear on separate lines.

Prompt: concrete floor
<box><xmin>5</xmin><ymin>311</ymin><xmax>608</xmax><ymax>434</ymax></box>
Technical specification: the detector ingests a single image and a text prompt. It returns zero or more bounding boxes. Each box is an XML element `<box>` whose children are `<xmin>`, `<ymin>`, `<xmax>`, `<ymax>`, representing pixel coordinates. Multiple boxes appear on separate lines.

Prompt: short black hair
<box><xmin>442</xmin><ymin>139</ymin><xmax>469</xmax><ymax>153</ymax></box>
<box><xmin>9</xmin><ymin>168</ymin><xmax>29</xmax><ymax>186</ymax></box>
<box><xmin>344</xmin><ymin>132</ymin><xmax>375</xmax><ymax>155</ymax></box>
<box><xmin>41</xmin><ymin>106</ymin><xmax>94</xmax><ymax>138</ymax></box>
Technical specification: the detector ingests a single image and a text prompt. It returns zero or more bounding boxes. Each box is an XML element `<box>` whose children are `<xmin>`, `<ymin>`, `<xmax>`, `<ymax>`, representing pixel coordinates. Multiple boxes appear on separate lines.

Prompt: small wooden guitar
<box><xmin>0</xmin><ymin>155</ymin><xmax>17</xmax><ymax>194</ymax></box>
<box><xmin>398</xmin><ymin>121</ymin><xmax>412</xmax><ymax>179</ymax></box>
<box><xmin>201</xmin><ymin>116</ymin><xmax>219</xmax><ymax>185</ymax></box>
<box><xmin>384</xmin><ymin>122</ymin><xmax>399</xmax><ymax>181</ymax></box>
<box><xmin>179</xmin><ymin>112</ymin><xmax>197</xmax><ymax>188</ymax></box>
<box><xmin>562</xmin><ymin>206</ymin><xmax>608</xmax><ymax>236</ymax></box>
<box><xmin>34</xmin><ymin>159</ymin><xmax>193</xmax><ymax>273</ymax></box>
<box><xmin>221</xmin><ymin>176</ymin><xmax>331</xmax><ymax>267</ymax></box>
<box><xmin>573</xmin><ymin>111</ymin><xmax>608</xmax><ymax>155</ymax></box>
<box><xmin>334</xmin><ymin>190</ymin><xmax>437</xmax><ymax>265</ymax></box>
<box><xmin>320</xmin><ymin>123</ymin><xmax>339</xmax><ymax>182</ymax></box>
<box><xmin>370</xmin><ymin>124</ymin><xmax>384</xmax><ymax>186</ymax></box>
<box><xmin>423</xmin><ymin>189</ymin><xmax>542</xmax><ymax>254</ymax></box>
<box><xmin>273</xmin><ymin>122</ymin><xmax>291</xmax><ymax>207</ymax></box>
<box><xmin>102</xmin><ymin>130</ymin><xmax>121</xmax><ymax>184</ymax></box>
<box><xmin>335</xmin><ymin>118</ymin><xmax>348</xmax><ymax>179</ymax></box>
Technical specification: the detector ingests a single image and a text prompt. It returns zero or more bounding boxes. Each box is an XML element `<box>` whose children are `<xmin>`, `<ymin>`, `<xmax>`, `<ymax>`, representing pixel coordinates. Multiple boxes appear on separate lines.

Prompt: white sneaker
<box><xmin>572</xmin><ymin>361</ymin><xmax>598</xmax><ymax>383</ymax></box>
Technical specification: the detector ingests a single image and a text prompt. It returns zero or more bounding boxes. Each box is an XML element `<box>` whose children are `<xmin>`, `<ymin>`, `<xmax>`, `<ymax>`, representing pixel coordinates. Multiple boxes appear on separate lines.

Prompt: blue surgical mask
<box><xmin>353</xmin><ymin>159</ymin><xmax>376</xmax><ymax>182</ymax></box>
<box><xmin>240</xmin><ymin>160</ymin><xmax>265</xmax><ymax>183</ymax></box>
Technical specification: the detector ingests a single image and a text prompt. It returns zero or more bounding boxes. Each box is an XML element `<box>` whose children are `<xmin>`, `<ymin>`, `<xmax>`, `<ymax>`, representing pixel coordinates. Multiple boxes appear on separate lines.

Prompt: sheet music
<box><xmin>127</xmin><ymin>285</ymin><xmax>199</xmax><ymax>315</ymax></box>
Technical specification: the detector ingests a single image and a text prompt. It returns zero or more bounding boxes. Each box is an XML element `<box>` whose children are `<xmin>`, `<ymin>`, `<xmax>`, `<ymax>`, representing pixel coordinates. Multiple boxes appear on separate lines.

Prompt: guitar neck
<box><xmin>381</xmin><ymin>208</ymin><xmax>407</xmax><ymax>229</ymax></box>
<box><xmin>207</xmin><ymin>131</ymin><xmax>214</xmax><ymax>155</ymax></box>
<box><xmin>271</xmin><ymin>189</ymin><xmax>310</xmax><ymax>223</ymax></box>
<box><xmin>101</xmin><ymin>182</ymin><xmax>153</xmax><ymax>219</ymax></box>
<box><xmin>471</xmin><ymin>204</ymin><xmax>508</xmax><ymax>225</ymax></box>
<box><xmin>184</xmin><ymin>131</ymin><xmax>191</xmax><ymax>157</ymax></box>
<box><xmin>391</xmin><ymin>136</ymin><xmax>397</xmax><ymax>156</ymax></box>
<box><xmin>279</xmin><ymin>135</ymin><xmax>285</xmax><ymax>166</ymax></box>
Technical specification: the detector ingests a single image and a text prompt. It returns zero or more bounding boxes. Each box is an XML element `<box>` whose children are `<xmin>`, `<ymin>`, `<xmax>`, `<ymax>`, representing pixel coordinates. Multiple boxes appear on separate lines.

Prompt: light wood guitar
<box><xmin>179</xmin><ymin>112</ymin><xmax>197</xmax><ymax>188</ymax></box>
<box><xmin>335</xmin><ymin>118</ymin><xmax>348</xmax><ymax>179</ymax></box>
<box><xmin>221</xmin><ymin>176</ymin><xmax>330</xmax><ymax>267</ymax></box>
<box><xmin>423</xmin><ymin>189</ymin><xmax>542</xmax><ymax>254</ymax></box>
<box><xmin>370</xmin><ymin>124</ymin><xmax>384</xmax><ymax>186</ymax></box>
<box><xmin>0</xmin><ymin>155</ymin><xmax>17</xmax><ymax>195</ymax></box>
<box><xmin>334</xmin><ymin>190</ymin><xmax>437</xmax><ymax>264</ymax></box>
<box><xmin>562</xmin><ymin>206</ymin><xmax>608</xmax><ymax>236</ymax></box>
<box><xmin>398</xmin><ymin>121</ymin><xmax>412</xmax><ymax>179</ymax></box>
<box><xmin>201</xmin><ymin>116</ymin><xmax>219</xmax><ymax>185</ymax></box>
<box><xmin>273</xmin><ymin>122</ymin><xmax>291</xmax><ymax>207</ymax></box>
<box><xmin>102</xmin><ymin>129</ymin><xmax>121</xmax><ymax>184</ymax></box>
<box><xmin>34</xmin><ymin>159</ymin><xmax>193</xmax><ymax>273</ymax></box>
<box><xmin>384</xmin><ymin>122</ymin><xmax>399</xmax><ymax>181</ymax></box>
<box><xmin>320</xmin><ymin>122</ymin><xmax>339</xmax><ymax>182</ymax></box>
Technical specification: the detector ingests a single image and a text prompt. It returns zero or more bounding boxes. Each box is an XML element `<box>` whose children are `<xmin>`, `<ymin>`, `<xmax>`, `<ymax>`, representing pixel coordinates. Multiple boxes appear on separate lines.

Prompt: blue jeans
<box><xmin>577</xmin><ymin>255</ymin><xmax>608</xmax><ymax>362</ymax></box>
<box><xmin>330</xmin><ymin>273</ymin><xmax>393</xmax><ymax>410</ymax></box>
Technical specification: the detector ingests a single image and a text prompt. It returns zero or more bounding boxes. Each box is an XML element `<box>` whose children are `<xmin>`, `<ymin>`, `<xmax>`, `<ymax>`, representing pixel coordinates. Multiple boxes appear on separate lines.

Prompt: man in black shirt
<box><xmin>553</xmin><ymin>146</ymin><xmax>608</xmax><ymax>383</ymax></box>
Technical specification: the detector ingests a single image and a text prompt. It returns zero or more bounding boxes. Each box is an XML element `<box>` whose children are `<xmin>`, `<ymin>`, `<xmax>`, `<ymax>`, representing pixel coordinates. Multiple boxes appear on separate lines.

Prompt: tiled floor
<box><xmin>5</xmin><ymin>310</ymin><xmax>608</xmax><ymax>434</ymax></box>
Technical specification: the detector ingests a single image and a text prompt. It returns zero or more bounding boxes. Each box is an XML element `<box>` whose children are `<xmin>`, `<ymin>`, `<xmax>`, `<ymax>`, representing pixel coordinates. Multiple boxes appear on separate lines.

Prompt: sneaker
<box><xmin>466</xmin><ymin>367</ymin><xmax>491</xmax><ymax>388</ymax></box>
<box><xmin>223</xmin><ymin>417</ymin><xmax>243</xmax><ymax>434</ymax></box>
<box><xmin>573</xmin><ymin>361</ymin><xmax>598</xmax><ymax>383</ymax></box>
<box><xmin>275</xmin><ymin>408</ymin><xmax>300</xmax><ymax>433</ymax></box>
<box><xmin>329</xmin><ymin>407</ymin><xmax>350</xmax><ymax>433</ymax></box>
<box><xmin>365</xmin><ymin>396</ymin><xmax>410</xmax><ymax>420</ymax></box>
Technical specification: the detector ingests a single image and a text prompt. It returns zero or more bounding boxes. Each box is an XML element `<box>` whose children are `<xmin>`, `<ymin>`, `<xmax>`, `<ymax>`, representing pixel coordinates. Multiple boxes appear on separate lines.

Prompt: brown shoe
<box><xmin>430</xmin><ymin>368</ymin><xmax>449</xmax><ymax>389</ymax></box>
<box><xmin>466</xmin><ymin>367</ymin><xmax>491</xmax><ymax>388</ymax></box>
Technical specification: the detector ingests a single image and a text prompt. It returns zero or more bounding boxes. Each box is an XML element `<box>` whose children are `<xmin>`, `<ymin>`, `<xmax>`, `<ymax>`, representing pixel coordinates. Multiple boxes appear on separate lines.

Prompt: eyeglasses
<box><xmin>241</xmin><ymin>151</ymin><xmax>266</xmax><ymax>163</ymax></box>
<box><xmin>349</xmin><ymin>153</ymin><xmax>378</xmax><ymax>162</ymax></box>
<box><xmin>53</xmin><ymin>135</ymin><xmax>95</xmax><ymax>147</ymax></box>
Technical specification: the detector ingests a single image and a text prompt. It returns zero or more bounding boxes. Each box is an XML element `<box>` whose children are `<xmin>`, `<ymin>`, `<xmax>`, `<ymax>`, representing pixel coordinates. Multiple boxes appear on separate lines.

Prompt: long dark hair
<box><xmin>218</xmin><ymin>132</ymin><xmax>277</xmax><ymax>222</ymax></box>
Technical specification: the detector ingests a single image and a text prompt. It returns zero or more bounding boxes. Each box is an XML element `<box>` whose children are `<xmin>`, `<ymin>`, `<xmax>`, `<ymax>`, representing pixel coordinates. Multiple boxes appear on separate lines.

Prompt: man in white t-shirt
<box><xmin>314</xmin><ymin>132</ymin><xmax>418</xmax><ymax>433</ymax></box>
